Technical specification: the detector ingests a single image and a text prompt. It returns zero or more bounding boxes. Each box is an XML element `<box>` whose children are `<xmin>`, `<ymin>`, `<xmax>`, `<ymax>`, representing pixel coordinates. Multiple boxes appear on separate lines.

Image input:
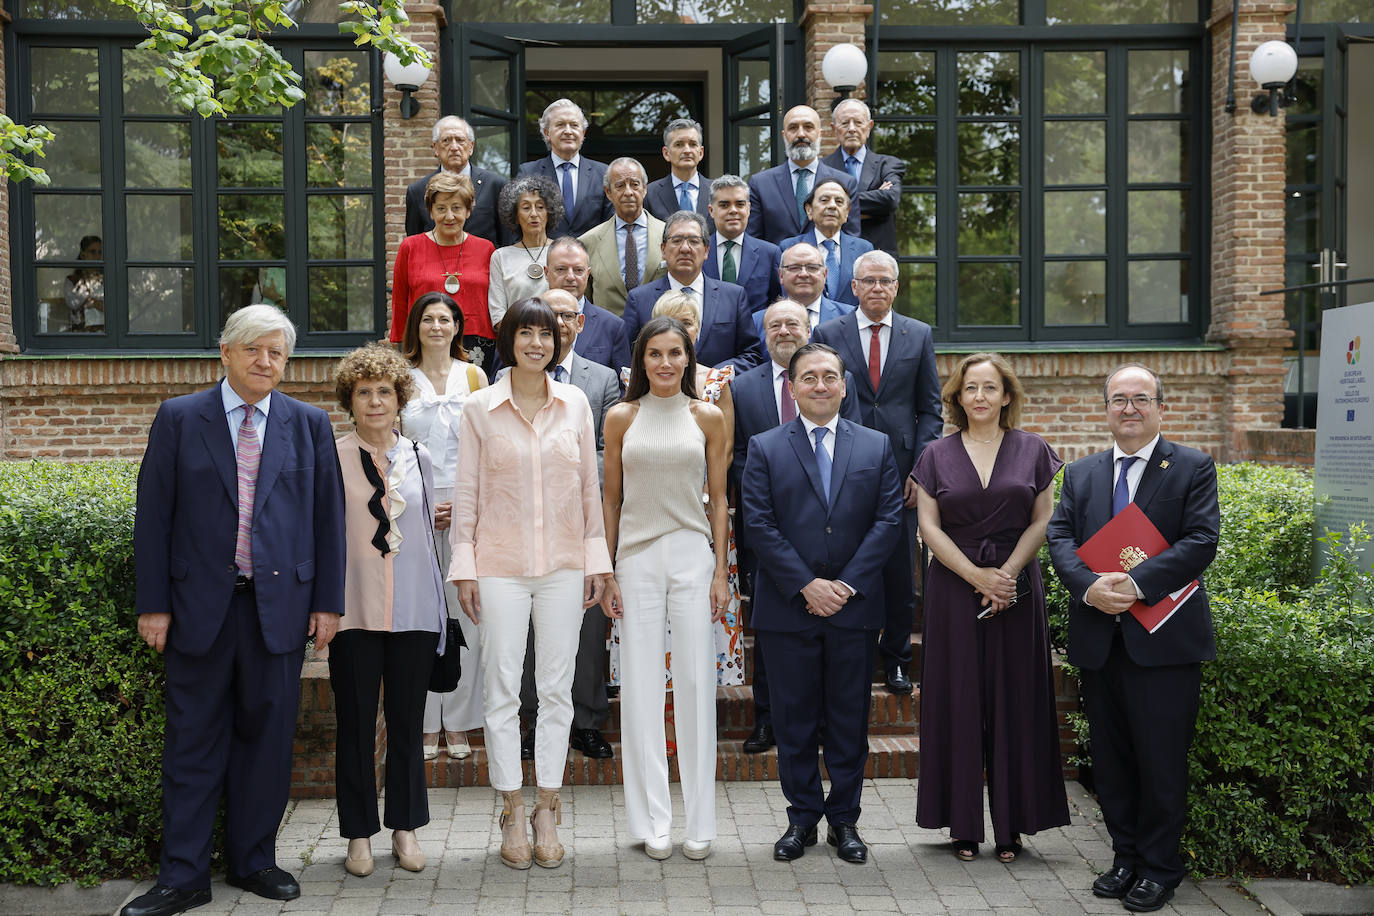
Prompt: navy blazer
<box><xmin>741</xmin><ymin>417</ymin><xmax>903</xmax><ymax>632</ymax></box>
<box><xmin>134</xmin><ymin>384</ymin><xmax>347</xmax><ymax>657</ymax></box>
<box><xmin>778</xmin><ymin>232</ymin><xmax>874</xmax><ymax>307</ymax></box>
<box><xmin>404</xmin><ymin>166</ymin><xmax>508</xmax><ymax>246</ymax></box>
<box><xmin>750</xmin><ymin>296</ymin><xmax>854</xmax><ymax>347</ymax></box>
<box><xmin>623</xmin><ymin>276</ymin><xmax>764</xmax><ymax>372</ymax></box>
<box><xmin>573</xmin><ymin>297</ymin><xmax>631</xmax><ymax>376</ymax></box>
<box><xmin>1046</xmin><ymin>437</ymin><xmax>1220</xmax><ymax>671</ymax></box>
<box><xmin>517</xmin><ymin>155</ymin><xmax>614</xmax><ymax>237</ymax></box>
<box><xmin>811</xmin><ymin>311</ymin><xmax>941</xmax><ymax>479</ymax></box>
<box><xmin>746</xmin><ymin>162</ymin><xmax>860</xmax><ymax>245</ymax></box>
<box><xmin>821</xmin><ymin>148</ymin><xmax>905</xmax><ymax>256</ymax></box>
<box><xmin>645</xmin><ymin>173</ymin><xmax>714</xmax><ymax>229</ymax></box>
<box><xmin>704</xmin><ymin>232</ymin><xmax>781</xmax><ymax>316</ymax></box>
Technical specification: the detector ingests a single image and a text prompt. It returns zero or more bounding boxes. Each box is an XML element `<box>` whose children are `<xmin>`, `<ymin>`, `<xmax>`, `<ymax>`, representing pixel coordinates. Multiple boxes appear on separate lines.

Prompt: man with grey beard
<box><xmin>746</xmin><ymin>105</ymin><xmax>860</xmax><ymax>245</ymax></box>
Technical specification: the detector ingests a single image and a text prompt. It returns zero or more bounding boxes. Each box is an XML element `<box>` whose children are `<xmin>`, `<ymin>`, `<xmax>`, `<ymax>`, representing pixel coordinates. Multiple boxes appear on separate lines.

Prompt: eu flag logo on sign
<box><xmin>1348</xmin><ymin>410</ymin><xmax>1356</xmax><ymax>422</ymax></box>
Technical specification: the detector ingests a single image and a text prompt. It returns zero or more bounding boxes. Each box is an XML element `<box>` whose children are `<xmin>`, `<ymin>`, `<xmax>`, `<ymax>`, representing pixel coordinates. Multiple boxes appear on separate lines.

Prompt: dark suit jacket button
<box><xmin>226</xmin><ymin>565</ymin><xmax>235</xmax><ymax>573</ymax></box>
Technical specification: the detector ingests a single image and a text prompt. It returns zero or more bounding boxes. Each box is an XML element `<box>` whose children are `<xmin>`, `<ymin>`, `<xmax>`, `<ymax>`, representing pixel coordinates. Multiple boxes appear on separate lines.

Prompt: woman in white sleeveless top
<box><xmin>398</xmin><ymin>291</ymin><xmax>487</xmax><ymax>761</ymax></box>
<box><xmin>602</xmin><ymin>314</ymin><xmax>732</xmax><ymax>862</ymax></box>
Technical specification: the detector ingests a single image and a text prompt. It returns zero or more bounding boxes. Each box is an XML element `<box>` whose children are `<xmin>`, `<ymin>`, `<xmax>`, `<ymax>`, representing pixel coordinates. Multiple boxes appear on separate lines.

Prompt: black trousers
<box><xmin>159</xmin><ymin>588</ymin><xmax>305</xmax><ymax>889</ymax></box>
<box><xmin>1080</xmin><ymin>629</ymin><xmax>1201</xmax><ymax>888</ymax></box>
<box><xmin>328</xmin><ymin>629</ymin><xmax>439</xmax><ymax>839</ymax></box>
<box><xmin>878</xmin><ymin>506</ymin><xmax>917</xmax><ymax>668</ymax></box>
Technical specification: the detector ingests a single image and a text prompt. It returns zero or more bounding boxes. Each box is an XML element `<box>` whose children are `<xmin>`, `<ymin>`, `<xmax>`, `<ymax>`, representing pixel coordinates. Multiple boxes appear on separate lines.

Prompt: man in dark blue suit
<box><xmin>1047</xmin><ymin>365</ymin><xmax>1220</xmax><ymax>914</ymax></box>
<box><xmin>645</xmin><ymin>118</ymin><xmax>714</xmax><ymax>230</ymax></box>
<box><xmin>127</xmin><ymin>305</ymin><xmax>346</xmax><ymax>916</ymax></box>
<box><xmin>404</xmin><ymin>115</ymin><xmax>507</xmax><ymax>246</ymax></box>
<box><xmin>822</xmin><ymin>100</ymin><xmax>905</xmax><ymax>257</ymax></box>
<box><xmin>704</xmin><ymin>174</ymin><xmax>781</xmax><ymax>316</ymax></box>
<box><xmin>516</xmin><ymin>99</ymin><xmax>613</xmax><ymax>237</ymax></box>
<box><xmin>623</xmin><ymin>211</ymin><xmax>763</xmax><ymax>371</ymax></box>
<box><xmin>746</xmin><ymin>105</ymin><xmax>860</xmax><ymax>245</ymax></box>
<box><xmin>741</xmin><ymin>342</ymin><xmax>903</xmax><ymax>865</ymax></box>
<box><xmin>732</xmin><ymin>301</ymin><xmax>862</xmax><ymax>755</ymax></box>
<box><xmin>751</xmin><ymin>242</ymin><xmax>854</xmax><ymax>344</ymax></box>
<box><xmin>546</xmin><ymin>236</ymin><xmax>631</xmax><ymax>376</ymax></box>
<box><xmin>777</xmin><ymin>180</ymin><xmax>874</xmax><ymax>308</ymax></box>
<box><xmin>812</xmin><ymin>250</ymin><xmax>942</xmax><ymax>695</ymax></box>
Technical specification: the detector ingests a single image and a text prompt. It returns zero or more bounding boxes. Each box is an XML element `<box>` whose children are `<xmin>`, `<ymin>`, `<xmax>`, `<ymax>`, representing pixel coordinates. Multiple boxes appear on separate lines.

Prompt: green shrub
<box><xmin>0</xmin><ymin>461</ymin><xmax>164</xmax><ymax>886</ymax></box>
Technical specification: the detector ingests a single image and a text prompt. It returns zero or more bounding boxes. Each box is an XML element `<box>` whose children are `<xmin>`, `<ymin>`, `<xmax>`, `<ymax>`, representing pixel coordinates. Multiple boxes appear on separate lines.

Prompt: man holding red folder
<box><xmin>1046</xmin><ymin>365</ymin><xmax>1219</xmax><ymax>913</ymax></box>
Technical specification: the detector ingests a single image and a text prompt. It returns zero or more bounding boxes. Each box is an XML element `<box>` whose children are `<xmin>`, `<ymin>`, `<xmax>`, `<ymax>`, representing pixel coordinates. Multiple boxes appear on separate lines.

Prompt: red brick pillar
<box><xmin>1207</xmin><ymin>0</ymin><xmax>1294</xmax><ymax>459</ymax></box>
<box><xmin>799</xmin><ymin>1</ymin><xmax>874</xmax><ymax>150</ymax></box>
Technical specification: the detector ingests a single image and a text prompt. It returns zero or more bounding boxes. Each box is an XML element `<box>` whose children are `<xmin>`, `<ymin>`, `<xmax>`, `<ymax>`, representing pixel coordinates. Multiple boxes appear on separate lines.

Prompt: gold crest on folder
<box><xmin>1118</xmin><ymin>545</ymin><xmax>1148</xmax><ymax>571</ymax></box>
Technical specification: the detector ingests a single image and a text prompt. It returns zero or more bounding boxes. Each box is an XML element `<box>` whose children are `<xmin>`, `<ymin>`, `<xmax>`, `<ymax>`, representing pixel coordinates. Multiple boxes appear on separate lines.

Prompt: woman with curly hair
<box><xmin>487</xmin><ymin>174</ymin><xmax>565</xmax><ymax>329</ymax></box>
<box><xmin>329</xmin><ymin>344</ymin><xmax>448</xmax><ymax>878</ymax></box>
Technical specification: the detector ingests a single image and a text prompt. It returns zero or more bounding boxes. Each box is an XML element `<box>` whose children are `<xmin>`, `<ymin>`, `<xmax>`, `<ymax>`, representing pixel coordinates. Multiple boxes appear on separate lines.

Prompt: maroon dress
<box><xmin>913</xmin><ymin>428</ymin><xmax>1070</xmax><ymax>845</ymax></box>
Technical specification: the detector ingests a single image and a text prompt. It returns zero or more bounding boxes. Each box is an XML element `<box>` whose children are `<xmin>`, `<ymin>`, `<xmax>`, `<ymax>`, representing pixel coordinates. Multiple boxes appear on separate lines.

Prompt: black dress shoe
<box><xmin>742</xmin><ymin>722</ymin><xmax>775</xmax><ymax>753</ymax></box>
<box><xmin>827</xmin><ymin>823</ymin><xmax>868</xmax><ymax>864</ymax></box>
<box><xmin>570</xmin><ymin>727</ymin><xmax>614</xmax><ymax>758</ymax></box>
<box><xmin>121</xmin><ymin>885</ymin><xmax>211</xmax><ymax>916</ymax></box>
<box><xmin>884</xmin><ymin>664</ymin><xmax>914</xmax><ymax>695</ymax></box>
<box><xmin>225</xmin><ymin>866</ymin><xmax>300</xmax><ymax>901</ymax></box>
<box><xmin>1091</xmin><ymin>865</ymin><xmax>1138</xmax><ymax>899</ymax></box>
<box><xmin>1123</xmin><ymin>877</ymin><xmax>1174</xmax><ymax>912</ymax></box>
<box><xmin>520</xmin><ymin>729</ymin><xmax>535</xmax><ymax>760</ymax></box>
<box><xmin>773</xmin><ymin>824</ymin><xmax>818</xmax><ymax>861</ymax></box>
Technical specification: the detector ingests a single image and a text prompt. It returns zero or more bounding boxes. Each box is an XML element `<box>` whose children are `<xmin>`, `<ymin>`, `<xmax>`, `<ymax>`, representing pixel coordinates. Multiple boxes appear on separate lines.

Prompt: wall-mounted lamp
<box><xmin>1249</xmin><ymin>40</ymin><xmax>1298</xmax><ymax>117</ymax></box>
<box><xmin>383</xmin><ymin>52</ymin><xmax>433</xmax><ymax>119</ymax></box>
<box><xmin>821</xmin><ymin>43</ymin><xmax>868</xmax><ymax>110</ymax></box>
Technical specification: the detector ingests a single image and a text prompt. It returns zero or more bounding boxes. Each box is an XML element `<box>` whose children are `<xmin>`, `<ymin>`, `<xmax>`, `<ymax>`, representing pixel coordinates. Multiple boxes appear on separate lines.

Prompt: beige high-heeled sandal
<box><xmin>530</xmin><ymin>788</ymin><xmax>565</xmax><ymax>868</ymax></box>
<box><xmin>499</xmin><ymin>789</ymin><xmax>532</xmax><ymax>869</ymax></box>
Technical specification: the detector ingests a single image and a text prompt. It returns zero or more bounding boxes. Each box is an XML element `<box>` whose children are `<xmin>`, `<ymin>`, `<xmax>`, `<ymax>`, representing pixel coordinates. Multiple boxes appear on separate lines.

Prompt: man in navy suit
<box><xmin>546</xmin><ymin>236</ymin><xmax>631</xmax><ymax>376</ymax></box>
<box><xmin>747</xmin><ymin>105</ymin><xmax>860</xmax><ymax>245</ymax></box>
<box><xmin>704</xmin><ymin>174</ymin><xmax>781</xmax><ymax>316</ymax></box>
<box><xmin>1047</xmin><ymin>365</ymin><xmax>1220</xmax><ymax>914</ymax></box>
<box><xmin>752</xmin><ymin>242</ymin><xmax>855</xmax><ymax>342</ymax></box>
<box><xmin>731</xmin><ymin>301</ymin><xmax>862</xmax><ymax>755</ymax></box>
<box><xmin>822</xmin><ymin>100</ymin><xmax>905</xmax><ymax>257</ymax></box>
<box><xmin>777</xmin><ymin>179</ymin><xmax>874</xmax><ymax>307</ymax></box>
<box><xmin>516</xmin><ymin>99</ymin><xmax>613</xmax><ymax>237</ymax></box>
<box><xmin>645</xmin><ymin>118</ymin><xmax>714</xmax><ymax>230</ymax></box>
<box><xmin>741</xmin><ymin>342</ymin><xmax>903</xmax><ymax>865</ymax></box>
<box><xmin>405</xmin><ymin>115</ymin><xmax>507</xmax><ymax>246</ymax></box>
<box><xmin>812</xmin><ymin>250</ymin><xmax>941</xmax><ymax>696</ymax></box>
<box><xmin>623</xmin><ymin>210</ymin><xmax>763</xmax><ymax>371</ymax></box>
<box><xmin>127</xmin><ymin>305</ymin><xmax>346</xmax><ymax>916</ymax></box>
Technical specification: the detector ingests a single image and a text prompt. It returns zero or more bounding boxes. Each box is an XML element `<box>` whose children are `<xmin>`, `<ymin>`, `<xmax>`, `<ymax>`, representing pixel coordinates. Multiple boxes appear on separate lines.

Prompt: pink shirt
<box><xmin>448</xmin><ymin>373</ymin><xmax>613</xmax><ymax>580</ymax></box>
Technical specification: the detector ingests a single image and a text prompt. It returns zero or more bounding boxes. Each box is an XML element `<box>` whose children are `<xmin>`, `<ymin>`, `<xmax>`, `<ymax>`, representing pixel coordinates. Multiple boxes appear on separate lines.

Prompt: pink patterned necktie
<box><xmin>233</xmin><ymin>406</ymin><xmax>260</xmax><ymax>575</ymax></box>
<box><xmin>780</xmin><ymin>374</ymin><xmax>797</xmax><ymax>422</ymax></box>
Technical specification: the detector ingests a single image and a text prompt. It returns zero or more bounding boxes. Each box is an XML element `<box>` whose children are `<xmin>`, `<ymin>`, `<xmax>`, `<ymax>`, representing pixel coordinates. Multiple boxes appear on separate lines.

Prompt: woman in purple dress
<box><xmin>913</xmin><ymin>352</ymin><xmax>1069</xmax><ymax>863</ymax></box>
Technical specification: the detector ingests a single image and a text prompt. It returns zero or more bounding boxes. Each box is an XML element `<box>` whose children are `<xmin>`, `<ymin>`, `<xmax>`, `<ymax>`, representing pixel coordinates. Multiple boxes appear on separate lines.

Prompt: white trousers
<box><xmin>424</xmin><ymin>493</ymin><xmax>484</xmax><ymax>733</ymax></box>
<box><xmin>617</xmin><ymin>529</ymin><xmax>717</xmax><ymax>843</ymax></box>
<box><xmin>477</xmin><ymin>567</ymin><xmax>584</xmax><ymax>792</ymax></box>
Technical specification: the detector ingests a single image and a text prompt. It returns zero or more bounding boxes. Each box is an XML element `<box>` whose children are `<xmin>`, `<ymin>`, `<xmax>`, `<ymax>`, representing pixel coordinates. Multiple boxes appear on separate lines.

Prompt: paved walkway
<box><xmin>114</xmin><ymin>781</ymin><xmax>1265</xmax><ymax>916</ymax></box>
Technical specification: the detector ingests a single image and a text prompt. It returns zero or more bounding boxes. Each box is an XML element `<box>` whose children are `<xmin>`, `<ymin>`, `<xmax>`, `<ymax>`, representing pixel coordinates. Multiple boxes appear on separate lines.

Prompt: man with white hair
<box><xmin>822</xmin><ymin>99</ymin><xmax>905</xmax><ymax>257</ymax></box>
<box><xmin>746</xmin><ymin>105</ymin><xmax>859</xmax><ymax>245</ymax></box>
<box><xmin>405</xmin><ymin>115</ymin><xmax>507</xmax><ymax>245</ymax></box>
<box><xmin>517</xmin><ymin>98</ymin><xmax>614</xmax><ymax>236</ymax></box>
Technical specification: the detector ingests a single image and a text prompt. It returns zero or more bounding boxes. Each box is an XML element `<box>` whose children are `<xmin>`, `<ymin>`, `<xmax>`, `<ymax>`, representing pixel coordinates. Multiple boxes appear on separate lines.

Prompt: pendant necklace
<box><xmin>523</xmin><ymin>239</ymin><xmax>548</xmax><ymax>280</ymax></box>
<box><xmin>966</xmin><ymin>429</ymin><xmax>1002</xmax><ymax>444</ymax></box>
<box><xmin>433</xmin><ymin>231</ymin><xmax>465</xmax><ymax>294</ymax></box>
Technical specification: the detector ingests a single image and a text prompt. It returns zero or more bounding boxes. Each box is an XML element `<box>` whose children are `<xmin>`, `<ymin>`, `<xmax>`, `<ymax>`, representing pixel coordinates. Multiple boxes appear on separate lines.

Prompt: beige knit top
<box><xmin>616</xmin><ymin>390</ymin><xmax>710</xmax><ymax>561</ymax></box>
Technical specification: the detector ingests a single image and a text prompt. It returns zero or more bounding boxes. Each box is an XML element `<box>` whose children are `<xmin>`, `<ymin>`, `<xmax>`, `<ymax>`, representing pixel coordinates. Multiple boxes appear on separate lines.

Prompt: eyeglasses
<box><xmin>664</xmin><ymin>234</ymin><xmax>706</xmax><ymax>248</ymax></box>
<box><xmin>781</xmin><ymin>263</ymin><xmax>825</xmax><ymax>274</ymax></box>
<box><xmin>854</xmin><ymin>276</ymin><xmax>897</xmax><ymax>289</ymax></box>
<box><xmin>552</xmin><ymin>311</ymin><xmax>580</xmax><ymax>325</ymax></box>
<box><xmin>1107</xmin><ymin>395</ymin><xmax>1159</xmax><ymax>411</ymax></box>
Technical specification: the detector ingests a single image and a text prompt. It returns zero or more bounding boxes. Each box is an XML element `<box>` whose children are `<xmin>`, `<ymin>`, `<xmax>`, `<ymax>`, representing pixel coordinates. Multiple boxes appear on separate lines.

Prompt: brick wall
<box><xmin>798</xmin><ymin>1</ymin><xmax>874</xmax><ymax>151</ymax></box>
<box><xmin>292</xmin><ymin>658</ymin><xmax>386</xmax><ymax>799</ymax></box>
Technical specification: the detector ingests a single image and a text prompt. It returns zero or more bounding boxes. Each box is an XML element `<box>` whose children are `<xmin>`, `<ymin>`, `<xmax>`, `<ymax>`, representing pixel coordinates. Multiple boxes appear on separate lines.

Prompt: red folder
<box><xmin>1074</xmin><ymin>503</ymin><xmax>1198</xmax><ymax>634</ymax></box>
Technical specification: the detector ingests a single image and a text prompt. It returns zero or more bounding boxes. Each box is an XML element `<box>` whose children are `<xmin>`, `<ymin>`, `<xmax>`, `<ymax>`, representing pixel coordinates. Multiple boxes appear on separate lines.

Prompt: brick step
<box><xmin>421</xmin><ymin>734</ymin><xmax>923</xmax><ymax>788</ymax></box>
<box><xmin>732</xmin><ymin>630</ymin><xmax>924</xmax><ymax>684</ymax></box>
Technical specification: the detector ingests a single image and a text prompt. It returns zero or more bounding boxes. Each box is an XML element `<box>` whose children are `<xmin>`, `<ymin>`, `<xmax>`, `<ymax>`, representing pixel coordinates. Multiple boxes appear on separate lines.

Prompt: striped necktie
<box><xmin>233</xmin><ymin>406</ymin><xmax>261</xmax><ymax>575</ymax></box>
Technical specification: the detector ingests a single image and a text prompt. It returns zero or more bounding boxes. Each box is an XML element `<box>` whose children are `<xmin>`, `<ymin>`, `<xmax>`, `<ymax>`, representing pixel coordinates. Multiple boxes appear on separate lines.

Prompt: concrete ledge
<box><xmin>0</xmin><ymin>879</ymin><xmax>136</xmax><ymax>916</ymax></box>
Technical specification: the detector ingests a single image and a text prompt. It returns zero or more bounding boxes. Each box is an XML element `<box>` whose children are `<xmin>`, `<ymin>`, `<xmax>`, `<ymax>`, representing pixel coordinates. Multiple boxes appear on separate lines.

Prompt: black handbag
<box><xmin>413</xmin><ymin>440</ymin><xmax>467</xmax><ymax>693</ymax></box>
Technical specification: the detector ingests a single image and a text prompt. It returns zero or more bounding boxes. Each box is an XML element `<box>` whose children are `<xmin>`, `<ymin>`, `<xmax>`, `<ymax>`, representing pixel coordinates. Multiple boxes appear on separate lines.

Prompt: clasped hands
<box><xmin>1085</xmin><ymin>572</ymin><xmax>1138</xmax><ymax>615</ymax></box>
<box><xmin>970</xmin><ymin>566</ymin><xmax>1018</xmax><ymax>616</ymax></box>
<box><xmin>802</xmin><ymin>577</ymin><xmax>851</xmax><ymax>617</ymax></box>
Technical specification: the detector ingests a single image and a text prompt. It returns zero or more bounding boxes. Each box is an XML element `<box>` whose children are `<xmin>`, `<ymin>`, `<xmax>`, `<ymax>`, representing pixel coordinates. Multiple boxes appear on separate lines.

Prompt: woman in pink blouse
<box><xmin>450</xmin><ymin>297</ymin><xmax>620</xmax><ymax>871</ymax></box>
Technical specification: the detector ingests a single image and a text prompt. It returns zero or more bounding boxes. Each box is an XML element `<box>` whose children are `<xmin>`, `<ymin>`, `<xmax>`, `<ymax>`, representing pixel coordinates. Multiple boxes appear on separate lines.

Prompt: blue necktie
<box><xmin>846</xmin><ymin>155</ymin><xmax>861</xmax><ymax>180</ymax></box>
<box><xmin>678</xmin><ymin>182</ymin><xmax>693</xmax><ymax>211</ymax></box>
<box><xmin>823</xmin><ymin>239</ymin><xmax>839</xmax><ymax>298</ymax></box>
<box><xmin>794</xmin><ymin>168</ymin><xmax>811</xmax><ymax>226</ymax></box>
<box><xmin>813</xmin><ymin>426</ymin><xmax>832</xmax><ymax>506</ymax></box>
<box><xmin>552</xmin><ymin>365</ymin><xmax>567</xmax><ymax>383</ymax></box>
<box><xmin>559</xmin><ymin>161</ymin><xmax>574</xmax><ymax>219</ymax></box>
<box><xmin>1113</xmin><ymin>456</ymin><xmax>1138</xmax><ymax>516</ymax></box>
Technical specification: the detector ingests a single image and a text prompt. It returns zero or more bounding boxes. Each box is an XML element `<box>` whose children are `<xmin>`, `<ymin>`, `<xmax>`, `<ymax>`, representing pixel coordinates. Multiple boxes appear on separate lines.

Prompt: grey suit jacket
<box><xmin>568</xmin><ymin>352</ymin><xmax>620</xmax><ymax>484</ymax></box>
<box><xmin>579</xmin><ymin>213</ymin><xmax>669</xmax><ymax>317</ymax></box>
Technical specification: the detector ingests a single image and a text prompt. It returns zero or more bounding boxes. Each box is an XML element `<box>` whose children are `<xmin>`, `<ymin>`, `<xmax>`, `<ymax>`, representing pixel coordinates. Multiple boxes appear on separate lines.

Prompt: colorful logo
<box><xmin>1349</xmin><ymin>336</ymin><xmax>1361</xmax><ymax>365</ymax></box>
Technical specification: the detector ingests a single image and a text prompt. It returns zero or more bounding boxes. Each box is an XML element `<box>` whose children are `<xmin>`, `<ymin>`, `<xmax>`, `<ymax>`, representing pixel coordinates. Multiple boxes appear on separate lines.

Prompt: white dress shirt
<box><xmin>855</xmin><ymin>310</ymin><xmax>893</xmax><ymax>373</ymax></box>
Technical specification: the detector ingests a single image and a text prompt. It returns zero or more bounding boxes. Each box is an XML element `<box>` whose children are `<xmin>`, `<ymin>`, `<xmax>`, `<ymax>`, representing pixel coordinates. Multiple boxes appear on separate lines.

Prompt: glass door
<box><xmin>724</xmin><ymin>26</ymin><xmax>783</xmax><ymax>175</ymax></box>
<box><xmin>457</xmin><ymin>27</ymin><xmax>526</xmax><ymax>178</ymax></box>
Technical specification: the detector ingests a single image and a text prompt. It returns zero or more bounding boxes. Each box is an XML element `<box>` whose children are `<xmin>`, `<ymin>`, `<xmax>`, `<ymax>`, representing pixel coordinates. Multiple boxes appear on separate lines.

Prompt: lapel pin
<box><xmin>1159</xmin><ymin>459</ymin><xmax>1170</xmax><ymax>469</ymax></box>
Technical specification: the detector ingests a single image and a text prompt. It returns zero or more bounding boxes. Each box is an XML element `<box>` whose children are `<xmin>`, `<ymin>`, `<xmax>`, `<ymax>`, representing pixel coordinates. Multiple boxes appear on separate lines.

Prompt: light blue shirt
<box><xmin>551</xmin><ymin>152</ymin><xmax>582</xmax><ymax>200</ymax></box>
<box><xmin>844</xmin><ymin>146</ymin><xmax>868</xmax><ymax>171</ymax></box>
<box><xmin>615</xmin><ymin>211</ymin><xmax>650</xmax><ymax>281</ymax></box>
<box><xmin>676</xmin><ymin>174</ymin><xmax>700</xmax><ymax>209</ymax></box>
<box><xmin>221</xmin><ymin>378</ymin><xmax>270</xmax><ymax>450</ymax></box>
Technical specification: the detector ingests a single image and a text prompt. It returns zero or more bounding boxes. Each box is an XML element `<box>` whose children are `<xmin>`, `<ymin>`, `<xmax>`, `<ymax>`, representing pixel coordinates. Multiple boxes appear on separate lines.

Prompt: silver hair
<box><xmin>662</xmin><ymin>117</ymin><xmax>703</xmax><ymax>148</ymax></box>
<box><xmin>853</xmin><ymin>249</ymin><xmax>898</xmax><ymax>277</ymax></box>
<box><xmin>664</xmin><ymin>209</ymin><xmax>709</xmax><ymax>239</ymax></box>
<box><xmin>832</xmin><ymin>98</ymin><xmax>872</xmax><ymax>122</ymax></box>
<box><xmin>219</xmin><ymin>304</ymin><xmax>297</xmax><ymax>357</ymax></box>
<box><xmin>431</xmin><ymin>115</ymin><xmax>472</xmax><ymax>144</ymax></box>
<box><xmin>709</xmin><ymin>173</ymin><xmax>747</xmax><ymax>202</ymax></box>
<box><xmin>538</xmin><ymin>99</ymin><xmax>588</xmax><ymax>148</ymax></box>
<box><xmin>603</xmin><ymin>157</ymin><xmax>648</xmax><ymax>190</ymax></box>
